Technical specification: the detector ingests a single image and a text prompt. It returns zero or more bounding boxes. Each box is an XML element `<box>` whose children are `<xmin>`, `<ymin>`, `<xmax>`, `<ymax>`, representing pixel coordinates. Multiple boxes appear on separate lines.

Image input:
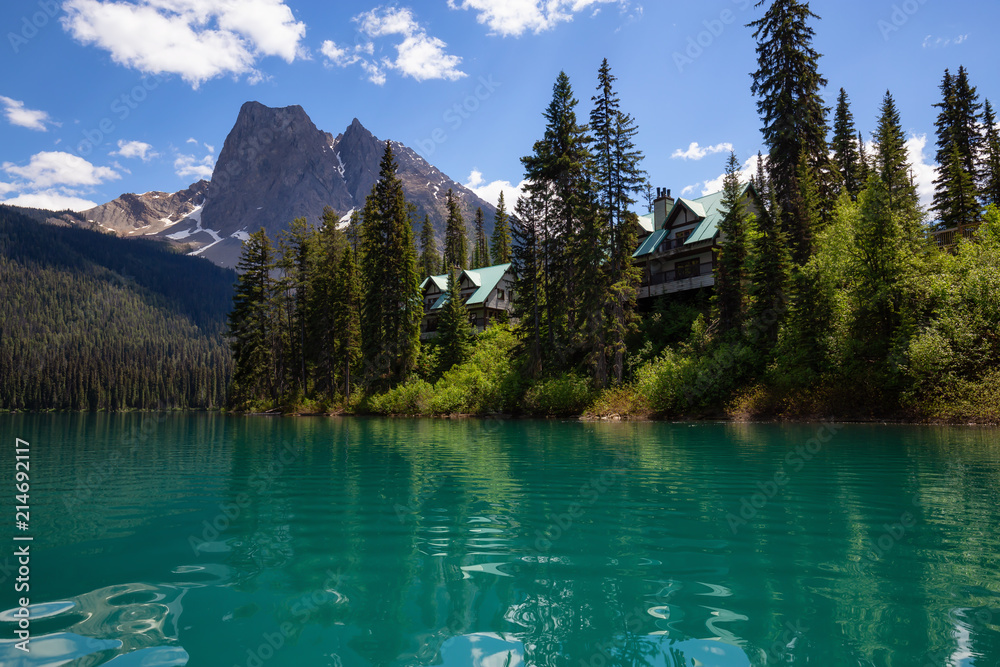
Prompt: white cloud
<box><xmin>3</xmin><ymin>151</ymin><xmax>119</xmax><ymax>189</ymax></box>
<box><xmin>61</xmin><ymin>0</ymin><xmax>307</xmax><ymax>88</ymax></box>
<box><xmin>448</xmin><ymin>0</ymin><xmax>628</xmax><ymax>37</ymax></box>
<box><xmin>174</xmin><ymin>152</ymin><xmax>215</xmax><ymax>180</ymax></box>
<box><xmin>671</xmin><ymin>141</ymin><xmax>734</xmax><ymax>161</ymax></box>
<box><xmin>112</xmin><ymin>139</ymin><xmax>157</xmax><ymax>161</ymax></box>
<box><xmin>464</xmin><ymin>169</ymin><xmax>527</xmax><ymax>207</ymax></box>
<box><xmin>2</xmin><ymin>191</ymin><xmax>100</xmax><ymax>211</ymax></box>
<box><xmin>322</xmin><ymin>7</ymin><xmax>465</xmax><ymax>84</ymax></box>
<box><xmin>906</xmin><ymin>133</ymin><xmax>937</xmax><ymax>211</ymax></box>
<box><xmin>922</xmin><ymin>34</ymin><xmax>969</xmax><ymax>48</ymax></box>
<box><xmin>0</xmin><ymin>95</ymin><xmax>58</xmax><ymax>131</ymax></box>
<box><xmin>682</xmin><ymin>154</ymin><xmax>757</xmax><ymax>198</ymax></box>
<box><xmin>0</xmin><ymin>151</ymin><xmax>120</xmax><ymax>212</ymax></box>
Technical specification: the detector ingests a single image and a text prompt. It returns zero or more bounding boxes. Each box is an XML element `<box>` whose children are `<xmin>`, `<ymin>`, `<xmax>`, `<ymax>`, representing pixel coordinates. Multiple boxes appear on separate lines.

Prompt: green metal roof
<box><xmin>424</xmin><ymin>263</ymin><xmax>512</xmax><ymax>311</ymax></box>
<box><xmin>420</xmin><ymin>274</ymin><xmax>449</xmax><ymax>292</ymax></box>
<box><xmin>633</xmin><ymin>229</ymin><xmax>667</xmax><ymax>258</ymax></box>
<box><xmin>632</xmin><ymin>185</ymin><xmax>751</xmax><ymax>256</ymax></box>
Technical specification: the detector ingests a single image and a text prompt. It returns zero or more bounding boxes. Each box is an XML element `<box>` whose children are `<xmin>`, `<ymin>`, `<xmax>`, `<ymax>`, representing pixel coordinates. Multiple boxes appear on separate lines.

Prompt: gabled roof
<box><xmin>420</xmin><ymin>274</ymin><xmax>449</xmax><ymax>292</ymax></box>
<box><xmin>424</xmin><ymin>263</ymin><xmax>512</xmax><ymax>311</ymax></box>
<box><xmin>633</xmin><ymin>184</ymin><xmax>752</xmax><ymax>257</ymax></box>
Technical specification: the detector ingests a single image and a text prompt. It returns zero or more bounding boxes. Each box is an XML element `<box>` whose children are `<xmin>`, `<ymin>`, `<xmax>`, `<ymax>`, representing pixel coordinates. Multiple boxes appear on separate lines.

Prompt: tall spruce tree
<box><xmin>873</xmin><ymin>91</ymin><xmax>920</xmax><ymax>231</ymax></box>
<box><xmin>520</xmin><ymin>71</ymin><xmax>592</xmax><ymax>368</ymax></box>
<box><xmin>714</xmin><ymin>152</ymin><xmax>750</xmax><ymax>335</ymax></box>
<box><xmin>981</xmin><ymin>99</ymin><xmax>1000</xmax><ymax>207</ymax></box>
<box><xmin>419</xmin><ymin>214</ymin><xmax>440</xmax><ymax>278</ymax></box>
<box><xmin>832</xmin><ymin>88</ymin><xmax>863</xmax><ymax>199</ymax></box>
<box><xmin>360</xmin><ymin>142</ymin><xmax>422</xmax><ymax>388</ymax></box>
<box><xmin>933</xmin><ymin>67</ymin><xmax>983</xmax><ymax>229</ymax></box>
<box><xmin>748</xmin><ymin>192</ymin><xmax>790</xmax><ymax>348</ymax></box>
<box><xmin>332</xmin><ymin>245</ymin><xmax>361</xmax><ymax>400</ymax></box>
<box><xmin>309</xmin><ymin>208</ymin><xmax>346</xmax><ymax>398</ymax></box>
<box><xmin>443</xmin><ymin>189</ymin><xmax>468</xmax><ymax>269</ymax></box>
<box><xmin>276</xmin><ymin>216</ymin><xmax>316</xmax><ymax>396</ymax></box>
<box><xmin>749</xmin><ymin>0</ymin><xmax>831</xmax><ymax>264</ymax></box>
<box><xmin>490</xmin><ymin>191</ymin><xmax>512</xmax><ymax>264</ymax></box>
<box><xmin>228</xmin><ymin>229</ymin><xmax>277</xmax><ymax>407</ymax></box>
<box><xmin>590</xmin><ymin>58</ymin><xmax>646</xmax><ymax>384</ymax></box>
<box><xmin>436</xmin><ymin>266</ymin><xmax>474</xmax><ymax>372</ymax></box>
<box><xmin>472</xmin><ymin>207</ymin><xmax>489</xmax><ymax>267</ymax></box>
<box><xmin>511</xmin><ymin>195</ymin><xmax>545</xmax><ymax>377</ymax></box>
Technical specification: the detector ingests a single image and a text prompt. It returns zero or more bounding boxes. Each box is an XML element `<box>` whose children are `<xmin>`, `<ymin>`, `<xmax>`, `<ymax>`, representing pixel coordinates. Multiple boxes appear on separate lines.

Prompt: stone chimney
<box><xmin>653</xmin><ymin>187</ymin><xmax>674</xmax><ymax>230</ymax></box>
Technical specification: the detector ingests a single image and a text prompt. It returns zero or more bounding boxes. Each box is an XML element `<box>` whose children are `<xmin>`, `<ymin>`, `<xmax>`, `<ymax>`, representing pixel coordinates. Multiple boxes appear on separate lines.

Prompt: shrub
<box><xmin>522</xmin><ymin>372</ymin><xmax>594</xmax><ymax>416</ymax></box>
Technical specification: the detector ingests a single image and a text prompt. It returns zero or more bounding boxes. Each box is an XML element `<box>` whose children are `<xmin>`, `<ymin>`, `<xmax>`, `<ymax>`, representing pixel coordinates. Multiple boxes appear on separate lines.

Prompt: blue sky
<box><xmin>0</xmin><ymin>0</ymin><xmax>996</xmax><ymax>214</ymax></box>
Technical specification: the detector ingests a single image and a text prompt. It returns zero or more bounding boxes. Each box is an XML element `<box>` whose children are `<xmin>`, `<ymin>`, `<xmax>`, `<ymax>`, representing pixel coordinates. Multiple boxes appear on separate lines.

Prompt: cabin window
<box><xmin>497</xmin><ymin>290</ymin><xmax>505</xmax><ymax>301</ymax></box>
<box><xmin>675</xmin><ymin>258</ymin><xmax>700</xmax><ymax>279</ymax></box>
<box><xmin>675</xmin><ymin>229</ymin><xmax>691</xmax><ymax>245</ymax></box>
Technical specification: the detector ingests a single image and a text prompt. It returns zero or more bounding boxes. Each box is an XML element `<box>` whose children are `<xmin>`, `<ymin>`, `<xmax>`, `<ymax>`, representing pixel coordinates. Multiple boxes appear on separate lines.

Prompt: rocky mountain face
<box><xmin>49</xmin><ymin>181</ymin><xmax>209</xmax><ymax>237</ymax></box>
<box><xmin>51</xmin><ymin>102</ymin><xmax>499</xmax><ymax>269</ymax></box>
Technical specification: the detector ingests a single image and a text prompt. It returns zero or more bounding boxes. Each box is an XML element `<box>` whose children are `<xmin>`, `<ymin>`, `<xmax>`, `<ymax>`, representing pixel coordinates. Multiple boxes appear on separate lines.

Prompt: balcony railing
<box><xmin>933</xmin><ymin>224</ymin><xmax>980</xmax><ymax>247</ymax></box>
<box><xmin>646</xmin><ymin>263</ymin><xmax>714</xmax><ymax>286</ymax></box>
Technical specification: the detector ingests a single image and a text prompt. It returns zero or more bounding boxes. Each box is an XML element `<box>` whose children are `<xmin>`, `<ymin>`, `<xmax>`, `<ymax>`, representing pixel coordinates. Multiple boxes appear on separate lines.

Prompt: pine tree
<box><xmin>521</xmin><ymin>71</ymin><xmax>592</xmax><ymax>368</ymax></box>
<box><xmin>228</xmin><ymin>229</ymin><xmax>276</xmax><ymax>407</ymax></box>
<box><xmin>490</xmin><ymin>191</ymin><xmax>512</xmax><ymax>264</ymax></box>
<box><xmin>590</xmin><ymin>58</ymin><xmax>646</xmax><ymax>384</ymax></box>
<box><xmin>419</xmin><ymin>214</ymin><xmax>440</xmax><ymax>279</ymax></box>
<box><xmin>436</xmin><ymin>265</ymin><xmax>474</xmax><ymax>372</ymax></box>
<box><xmin>832</xmin><ymin>88</ymin><xmax>863</xmax><ymax>199</ymax></box>
<box><xmin>511</xmin><ymin>195</ymin><xmax>545</xmax><ymax>377</ymax></box>
<box><xmin>276</xmin><ymin>216</ymin><xmax>316</xmax><ymax>396</ymax></box>
<box><xmin>309</xmin><ymin>208</ymin><xmax>345</xmax><ymax>398</ymax></box>
<box><xmin>748</xmin><ymin>193</ymin><xmax>790</xmax><ymax>348</ymax></box>
<box><xmin>472</xmin><ymin>207</ymin><xmax>489</xmax><ymax>267</ymax></box>
<box><xmin>749</xmin><ymin>0</ymin><xmax>831</xmax><ymax>264</ymax></box>
<box><xmin>933</xmin><ymin>68</ymin><xmax>982</xmax><ymax>229</ymax></box>
<box><xmin>443</xmin><ymin>189</ymin><xmax>468</xmax><ymax>269</ymax></box>
<box><xmin>753</xmin><ymin>150</ymin><xmax>770</xmax><ymax>211</ymax></box>
<box><xmin>332</xmin><ymin>245</ymin><xmax>361</xmax><ymax>400</ymax></box>
<box><xmin>981</xmin><ymin>99</ymin><xmax>1000</xmax><ymax>207</ymax></box>
<box><xmin>873</xmin><ymin>91</ymin><xmax>920</xmax><ymax>232</ymax></box>
<box><xmin>857</xmin><ymin>131</ymin><xmax>872</xmax><ymax>185</ymax></box>
<box><xmin>714</xmin><ymin>152</ymin><xmax>749</xmax><ymax>335</ymax></box>
<box><xmin>360</xmin><ymin>142</ymin><xmax>422</xmax><ymax>389</ymax></box>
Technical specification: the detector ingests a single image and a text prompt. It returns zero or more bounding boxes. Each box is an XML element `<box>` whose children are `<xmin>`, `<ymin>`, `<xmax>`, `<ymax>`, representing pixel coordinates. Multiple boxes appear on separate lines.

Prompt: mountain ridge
<box><xmin>53</xmin><ymin>102</ymin><xmax>499</xmax><ymax>269</ymax></box>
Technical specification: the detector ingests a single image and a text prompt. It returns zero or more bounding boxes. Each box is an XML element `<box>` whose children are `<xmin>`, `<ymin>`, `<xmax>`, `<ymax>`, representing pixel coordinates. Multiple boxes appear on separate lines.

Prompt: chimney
<box><xmin>653</xmin><ymin>187</ymin><xmax>675</xmax><ymax>230</ymax></box>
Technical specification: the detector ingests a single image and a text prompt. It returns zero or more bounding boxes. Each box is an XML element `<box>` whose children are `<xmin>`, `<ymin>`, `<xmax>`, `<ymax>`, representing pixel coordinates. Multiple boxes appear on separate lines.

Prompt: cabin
<box><xmin>633</xmin><ymin>184</ymin><xmax>761</xmax><ymax>303</ymax></box>
<box><xmin>420</xmin><ymin>263</ymin><xmax>515</xmax><ymax>340</ymax></box>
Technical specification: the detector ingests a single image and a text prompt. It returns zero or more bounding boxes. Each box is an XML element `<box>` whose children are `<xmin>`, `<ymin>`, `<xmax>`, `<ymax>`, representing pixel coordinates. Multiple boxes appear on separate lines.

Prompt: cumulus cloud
<box><xmin>681</xmin><ymin>153</ymin><xmax>757</xmax><ymax>198</ymax></box>
<box><xmin>174</xmin><ymin>152</ymin><xmax>215</xmax><ymax>180</ymax></box>
<box><xmin>61</xmin><ymin>0</ymin><xmax>307</xmax><ymax>87</ymax></box>
<box><xmin>0</xmin><ymin>95</ymin><xmax>58</xmax><ymax>131</ymax></box>
<box><xmin>112</xmin><ymin>139</ymin><xmax>157</xmax><ymax>161</ymax></box>
<box><xmin>905</xmin><ymin>133</ymin><xmax>937</xmax><ymax>211</ymax></box>
<box><xmin>448</xmin><ymin>0</ymin><xmax>629</xmax><ymax>37</ymax></box>
<box><xmin>322</xmin><ymin>7</ymin><xmax>465</xmax><ymax>84</ymax></box>
<box><xmin>465</xmin><ymin>169</ymin><xmax>527</xmax><ymax>207</ymax></box>
<box><xmin>1</xmin><ymin>151</ymin><xmax>120</xmax><ymax>211</ymax></box>
<box><xmin>672</xmin><ymin>141</ymin><xmax>734</xmax><ymax>161</ymax></box>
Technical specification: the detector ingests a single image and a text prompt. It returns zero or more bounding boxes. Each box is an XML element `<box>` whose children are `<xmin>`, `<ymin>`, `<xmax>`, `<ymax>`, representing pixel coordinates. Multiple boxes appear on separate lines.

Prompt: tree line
<box><xmin>226</xmin><ymin>147</ymin><xmax>516</xmax><ymax>411</ymax></box>
<box><xmin>0</xmin><ymin>205</ymin><xmax>233</xmax><ymax>411</ymax></box>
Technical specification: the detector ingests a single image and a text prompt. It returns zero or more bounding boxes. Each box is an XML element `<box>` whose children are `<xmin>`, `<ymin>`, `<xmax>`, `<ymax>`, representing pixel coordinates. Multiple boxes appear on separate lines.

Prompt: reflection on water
<box><xmin>1</xmin><ymin>414</ymin><xmax>999</xmax><ymax>665</ymax></box>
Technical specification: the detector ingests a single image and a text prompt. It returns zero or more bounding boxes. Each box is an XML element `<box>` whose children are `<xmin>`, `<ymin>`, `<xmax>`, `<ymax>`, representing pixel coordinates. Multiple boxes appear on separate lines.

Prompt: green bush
<box><xmin>522</xmin><ymin>372</ymin><xmax>594</xmax><ymax>416</ymax></box>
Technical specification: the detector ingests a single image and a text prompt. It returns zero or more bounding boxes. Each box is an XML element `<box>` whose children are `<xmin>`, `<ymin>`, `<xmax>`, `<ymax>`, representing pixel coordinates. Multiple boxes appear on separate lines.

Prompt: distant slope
<box><xmin>0</xmin><ymin>206</ymin><xmax>235</xmax><ymax>410</ymax></box>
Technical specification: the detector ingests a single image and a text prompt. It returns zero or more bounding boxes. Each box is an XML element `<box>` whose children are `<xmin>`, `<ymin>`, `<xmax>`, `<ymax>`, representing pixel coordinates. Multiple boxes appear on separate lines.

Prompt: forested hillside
<box><xmin>0</xmin><ymin>206</ymin><xmax>234</xmax><ymax>410</ymax></box>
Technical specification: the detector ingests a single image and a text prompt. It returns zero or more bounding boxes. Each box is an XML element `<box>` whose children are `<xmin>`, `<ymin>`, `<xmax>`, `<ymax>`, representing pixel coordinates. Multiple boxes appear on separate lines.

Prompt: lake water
<box><xmin>1</xmin><ymin>414</ymin><xmax>999</xmax><ymax>666</ymax></box>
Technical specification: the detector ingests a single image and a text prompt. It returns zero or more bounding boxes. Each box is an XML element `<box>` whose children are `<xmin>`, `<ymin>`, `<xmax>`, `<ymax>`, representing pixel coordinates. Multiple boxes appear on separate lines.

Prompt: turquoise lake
<box><xmin>1</xmin><ymin>414</ymin><xmax>999</xmax><ymax>666</ymax></box>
